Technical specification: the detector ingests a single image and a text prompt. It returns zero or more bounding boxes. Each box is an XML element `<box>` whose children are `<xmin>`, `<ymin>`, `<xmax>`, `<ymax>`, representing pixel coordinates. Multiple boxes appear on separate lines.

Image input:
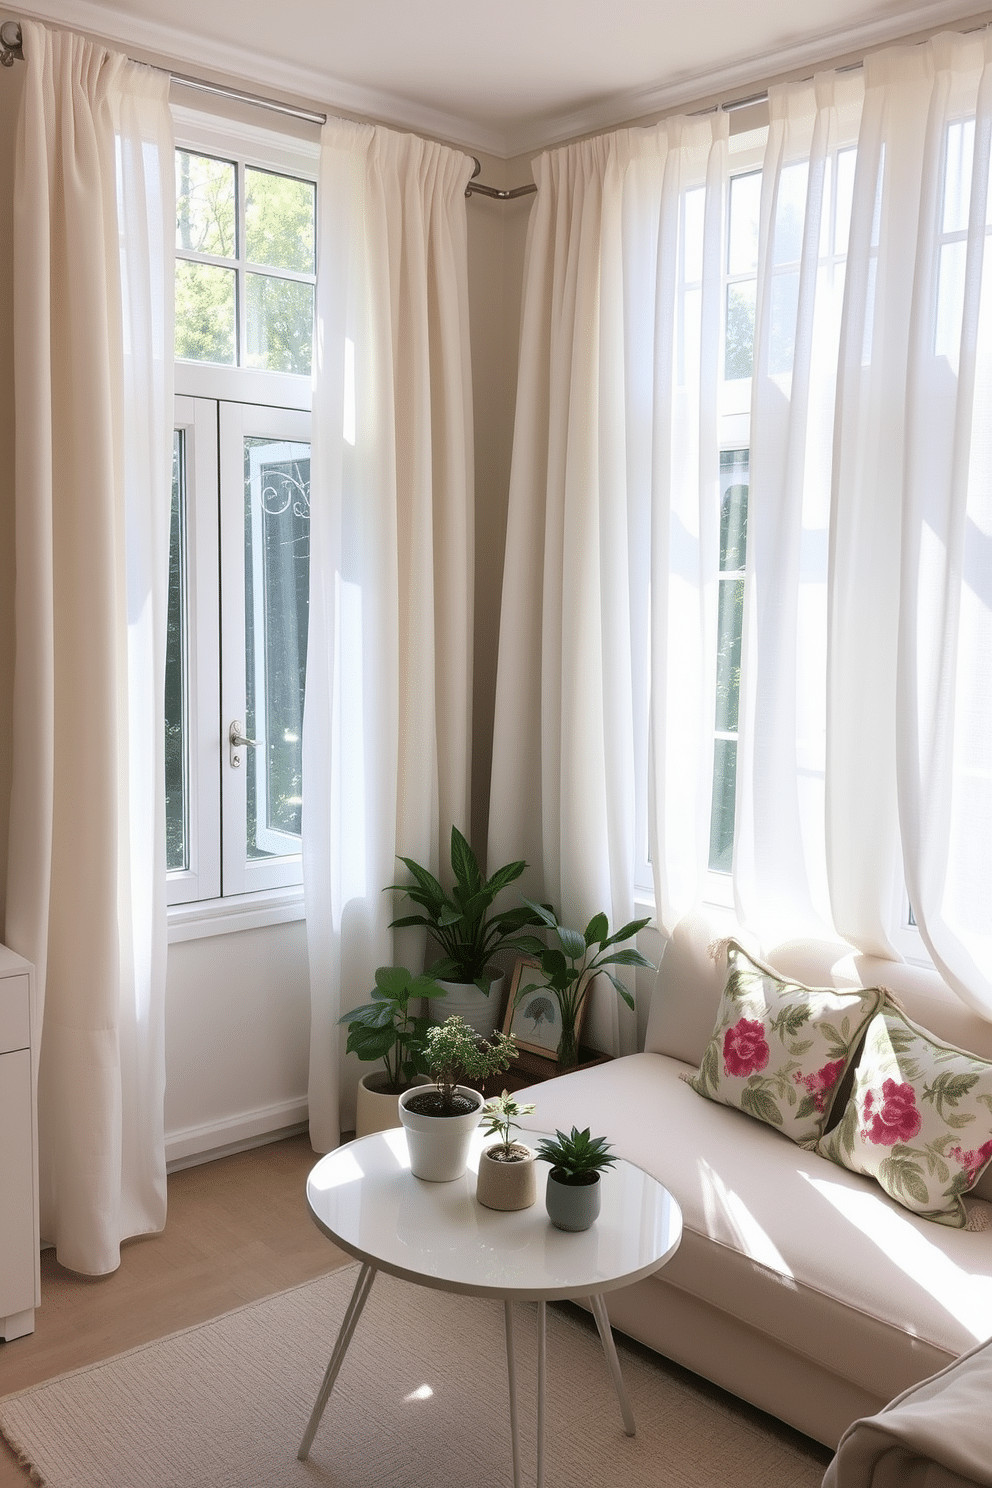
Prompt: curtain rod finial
<box><xmin>1</xmin><ymin>19</ymin><xmax>23</xmax><ymax>65</ymax></box>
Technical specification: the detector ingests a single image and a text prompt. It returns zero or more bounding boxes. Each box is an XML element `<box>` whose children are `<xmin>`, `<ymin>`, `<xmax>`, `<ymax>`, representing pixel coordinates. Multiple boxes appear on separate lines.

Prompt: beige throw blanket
<box><xmin>824</xmin><ymin>1335</ymin><xmax>992</xmax><ymax>1488</ymax></box>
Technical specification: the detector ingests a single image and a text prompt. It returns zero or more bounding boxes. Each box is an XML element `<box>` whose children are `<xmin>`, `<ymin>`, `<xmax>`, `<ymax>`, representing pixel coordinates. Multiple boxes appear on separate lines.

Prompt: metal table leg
<box><xmin>536</xmin><ymin>1299</ymin><xmax>547</xmax><ymax>1488</ymax></box>
<box><xmin>504</xmin><ymin>1301</ymin><xmax>523</xmax><ymax>1488</ymax></box>
<box><xmin>589</xmin><ymin>1293</ymin><xmax>636</xmax><ymax>1436</ymax></box>
<box><xmin>298</xmin><ymin>1263</ymin><xmax>378</xmax><ymax>1460</ymax></box>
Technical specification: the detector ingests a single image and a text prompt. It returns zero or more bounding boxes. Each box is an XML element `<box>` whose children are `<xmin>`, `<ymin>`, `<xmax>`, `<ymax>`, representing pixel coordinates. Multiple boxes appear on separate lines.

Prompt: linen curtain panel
<box><xmin>6</xmin><ymin>22</ymin><xmax>174</xmax><ymax>1273</ymax></box>
<box><xmin>490</xmin><ymin>28</ymin><xmax>992</xmax><ymax>1028</ymax></box>
<box><xmin>305</xmin><ymin>121</ymin><xmax>474</xmax><ymax>1148</ymax></box>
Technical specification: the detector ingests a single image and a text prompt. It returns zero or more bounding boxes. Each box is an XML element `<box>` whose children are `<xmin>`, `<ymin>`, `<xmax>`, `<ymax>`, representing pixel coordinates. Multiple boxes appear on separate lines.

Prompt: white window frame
<box><xmin>167</xmin><ymin>107</ymin><xmax>317</xmax><ymax>932</ymax></box>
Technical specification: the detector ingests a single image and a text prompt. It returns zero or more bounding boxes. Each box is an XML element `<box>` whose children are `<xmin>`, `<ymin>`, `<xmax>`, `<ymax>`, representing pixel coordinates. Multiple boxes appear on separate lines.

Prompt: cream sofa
<box><xmin>516</xmin><ymin>910</ymin><xmax>992</xmax><ymax>1449</ymax></box>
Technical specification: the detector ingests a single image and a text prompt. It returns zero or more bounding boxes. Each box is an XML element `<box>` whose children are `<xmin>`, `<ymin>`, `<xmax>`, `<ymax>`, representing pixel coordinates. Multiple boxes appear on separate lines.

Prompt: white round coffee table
<box><xmin>298</xmin><ymin>1126</ymin><xmax>682</xmax><ymax>1487</ymax></box>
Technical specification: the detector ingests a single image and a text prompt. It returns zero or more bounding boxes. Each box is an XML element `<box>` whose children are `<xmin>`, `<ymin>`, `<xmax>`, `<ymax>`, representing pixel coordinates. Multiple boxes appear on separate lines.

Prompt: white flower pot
<box><xmin>355</xmin><ymin>1071</ymin><xmax>427</xmax><ymax>1138</ymax></box>
<box><xmin>429</xmin><ymin>974</ymin><xmax>504</xmax><ymax>1040</ymax></box>
<box><xmin>545</xmin><ymin>1170</ymin><xmax>602</xmax><ymax>1231</ymax></box>
<box><xmin>398</xmin><ymin>1084</ymin><xmax>484</xmax><ymax>1181</ymax></box>
<box><xmin>476</xmin><ymin>1142</ymin><xmax>537</xmax><ymax>1211</ymax></box>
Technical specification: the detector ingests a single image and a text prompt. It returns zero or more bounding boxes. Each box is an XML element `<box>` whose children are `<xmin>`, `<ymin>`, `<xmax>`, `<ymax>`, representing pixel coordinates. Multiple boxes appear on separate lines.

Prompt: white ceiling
<box><xmin>18</xmin><ymin>0</ymin><xmax>991</xmax><ymax>155</ymax></box>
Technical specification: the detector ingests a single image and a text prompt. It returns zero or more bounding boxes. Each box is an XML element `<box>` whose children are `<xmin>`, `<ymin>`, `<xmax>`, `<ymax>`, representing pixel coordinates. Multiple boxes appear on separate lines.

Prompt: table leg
<box><xmin>298</xmin><ymin>1263</ymin><xmax>378</xmax><ymax>1460</ymax></box>
<box><xmin>589</xmin><ymin>1293</ymin><xmax>636</xmax><ymax>1437</ymax></box>
<box><xmin>536</xmin><ymin>1300</ymin><xmax>547</xmax><ymax>1488</ymax></box>
<box><xmin>503</xmin><ymin>1301</ymin><xmax>522</xmax><ymax>1488</ymax></box>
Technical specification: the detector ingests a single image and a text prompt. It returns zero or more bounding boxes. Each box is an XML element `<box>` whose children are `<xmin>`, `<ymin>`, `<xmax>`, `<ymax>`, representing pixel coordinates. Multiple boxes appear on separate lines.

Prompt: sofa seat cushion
<box><xmin>518</xmin><ymin>1053</ymin><xmax>992</xmax><ymax>1395</ymax></box>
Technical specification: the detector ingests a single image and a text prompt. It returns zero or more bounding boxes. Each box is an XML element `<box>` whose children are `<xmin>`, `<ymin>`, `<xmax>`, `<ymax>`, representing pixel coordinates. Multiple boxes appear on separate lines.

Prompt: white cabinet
<box><xmin>0</xmin><ymin>945</ymin><xmax>39</xmax><ymax>1340</ymax></box>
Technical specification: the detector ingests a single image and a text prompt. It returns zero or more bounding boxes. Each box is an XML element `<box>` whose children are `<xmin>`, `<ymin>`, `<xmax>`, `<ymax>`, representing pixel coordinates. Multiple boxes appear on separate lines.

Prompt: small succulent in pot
<box><xmin>404</xmin><ymin>1016</ymin><xmax>519</xmax><ymax>1118</ymax></box>
<box><xmin>480</xmin><ymin>1090</ymin><xmax>536</xmax><ymax>1162</ymax></box>
<box><xmin>537</xmin><ymin>1126</ymin><xmax>617</xmax><ymax>1231</ymax></box>
<box><xmin>536</xmin><ymin>1125</ymin><xmax>617</xmax><ymax>1184</ymax></box>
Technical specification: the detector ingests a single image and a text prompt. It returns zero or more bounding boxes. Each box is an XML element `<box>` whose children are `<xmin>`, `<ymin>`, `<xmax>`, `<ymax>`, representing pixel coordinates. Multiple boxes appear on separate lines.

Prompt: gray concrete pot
<box><xmin>545</xmin><ymin>1169</ymin><xmax>602</xmax><ymax>1231</ymax></box>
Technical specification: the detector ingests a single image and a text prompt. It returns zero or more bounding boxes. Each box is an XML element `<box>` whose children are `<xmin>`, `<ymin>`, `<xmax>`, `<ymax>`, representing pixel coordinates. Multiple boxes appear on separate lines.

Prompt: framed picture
<box><xmin>503</xmin><ymin>956</ymin><xmax>588</xmax><ymax>1063</ymax></box>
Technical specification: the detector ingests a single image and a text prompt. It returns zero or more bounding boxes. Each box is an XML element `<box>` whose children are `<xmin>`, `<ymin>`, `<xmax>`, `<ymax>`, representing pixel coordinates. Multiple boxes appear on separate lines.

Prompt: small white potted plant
<box><xmin>398</xmin><ymin>1016</ymin><xmax>518</xmax><ymax>1181</ymax></box>
<box><xmin>476</xmin><ymin>1091</ymin><xmax>537</xmax><ymax>1211</ymax></box>
<box><xmin>536</xmin><ymin>1126</ymin><xmax>617</xmax><ymax>1231</ymax></box>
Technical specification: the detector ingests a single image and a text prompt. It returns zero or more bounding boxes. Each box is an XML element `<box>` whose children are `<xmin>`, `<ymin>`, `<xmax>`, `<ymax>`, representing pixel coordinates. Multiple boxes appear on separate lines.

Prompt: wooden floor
<box><xmin>0</xmin><ymin>1134</ymin><xmax>350</xmax><ymax>1487</ymax></box>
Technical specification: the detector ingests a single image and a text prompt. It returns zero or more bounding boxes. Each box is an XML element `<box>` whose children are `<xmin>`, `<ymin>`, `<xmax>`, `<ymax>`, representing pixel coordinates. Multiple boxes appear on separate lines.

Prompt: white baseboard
<box><xmin>165</xmin><ymin>1097</ymin><xmax>310</xmax><ymax>1172</ymax></box>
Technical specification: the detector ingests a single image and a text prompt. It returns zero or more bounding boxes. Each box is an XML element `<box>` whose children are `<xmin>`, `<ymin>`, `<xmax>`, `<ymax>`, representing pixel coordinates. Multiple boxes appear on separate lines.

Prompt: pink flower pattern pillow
<box><xmin>683</xmin><ymin>941</ymin><xmax>884</xmax><ymax>1146</ymax></box>
<box><xmin>816</xmin><ymin>1002</ymin><xmax>992</xmax><ymax>1227</ymax></box>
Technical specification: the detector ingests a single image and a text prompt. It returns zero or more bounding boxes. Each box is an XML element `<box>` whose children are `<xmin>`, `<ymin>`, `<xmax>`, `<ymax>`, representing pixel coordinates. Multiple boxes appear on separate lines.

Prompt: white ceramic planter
<box><xmin>355</xmin><ymin>1072</ymin><xmax>428</xmax><ymax>1139</ymax></box>
<box><xmin>429</xmin><ymin>974</ymin><xmax>504</xmax><ymax>1040</ymax></box>
<box><xmin>545</xmin><ymin>1170</ymin><xmax>602</xmax><ymax>1231</ymax></box>
<box><xmin>475</xmin><ymin>1143</ymin><xmax>537</xmax><ymax>1211</ymax></box>
<box><xmin>398</xmin><ymin>1084</ymin><xmax>484</xmax><ymax>1181</ymax></box>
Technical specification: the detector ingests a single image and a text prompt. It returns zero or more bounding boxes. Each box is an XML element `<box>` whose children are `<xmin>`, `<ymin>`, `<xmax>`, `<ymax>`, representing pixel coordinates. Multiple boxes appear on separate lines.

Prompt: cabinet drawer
<box><xmin>0</xmin><ymin>975</ymin><xmax>30</xmax><ymax>1054</ymax></box>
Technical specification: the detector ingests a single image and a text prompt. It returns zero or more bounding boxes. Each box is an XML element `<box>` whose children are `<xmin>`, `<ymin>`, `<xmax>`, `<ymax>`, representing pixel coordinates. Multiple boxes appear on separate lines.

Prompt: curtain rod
<box><xmin>0</xmin><ymin>19</ymin><xmax>529</xmax><ymax>200</ymax></box>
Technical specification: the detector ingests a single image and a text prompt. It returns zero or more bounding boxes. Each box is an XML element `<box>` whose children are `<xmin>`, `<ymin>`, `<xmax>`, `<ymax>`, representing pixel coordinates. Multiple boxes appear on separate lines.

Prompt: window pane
<box><xmin>719</xmin><ymin>450</ymin><xmax>749</xmax><ymax>570</ymax></box>
<box><xmin>245</xmin><ymin>167</ymin><xmax>315</xmax><ymax>274</ymax></box>
<box><xmin>728</xmin><ymin>170</ymin><xmax>761</xmax><ymax>276</ymax></box>
<box><xmin>715</xmin><ymin>580</ymin><xmax>745</xmax><ymax>735</ymax></box>
<box><xmin>175</xmin><ymin>151</ymin><xmax>236</xmax><ymax>257</ymax></box>
<box><xmin>166</xmin><ymin>432</ymin><xmax>189</xmax><ymax>873</ymax></box>
<box><xmin>245</xmin><ymin>273</ymin><xmax>314</xmax><ymax>375</ymax></box>
<box><xmin>243</xmin><ymin>438</ymin><xmax>311</xmax><ymax>861</ymax></box>
<box><xmin>726</xmin><ymin>279</ymin><xmax>756</xmax><ymax>379</ymax></box>
<box><xmin>709</xmin><ymin>739</ymin><xmax>738</xmax><ymax>874</ymax></box>
<box><xmin>175</xmin><ymin>260</ymin><xmax>236</xmax><ymax>364</ymax></box>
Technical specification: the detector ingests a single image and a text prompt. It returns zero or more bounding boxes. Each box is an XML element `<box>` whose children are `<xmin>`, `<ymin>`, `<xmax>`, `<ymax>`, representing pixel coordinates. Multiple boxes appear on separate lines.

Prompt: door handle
<box><xmin>229</xmin><ymin>720</ymin><xmax>261</xmax><ymax>768</ymax></box>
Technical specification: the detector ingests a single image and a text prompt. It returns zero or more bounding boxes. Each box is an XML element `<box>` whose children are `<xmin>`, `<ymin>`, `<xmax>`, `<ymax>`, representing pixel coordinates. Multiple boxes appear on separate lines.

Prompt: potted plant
<box><xmin>388</xmin><ymin>826</ymin><xmax>549</xmax><ymax>1038</ymax></box>
<box><xmin>515</xmin><ymin>901</ymin><xmax>656</xmax><ymax>1071</ymax></box>
<box><xmin>398</xmin><ymin>1016</ymin><xmax>519</xmax><ymax>1181</ymax></box>
<box><xmin>536</xmin><ymin>1126</ymin><xmax>617</xmax><ymax>1231</ymax></box>
<box><xmin>339</xmin><ymin>966</ymin><xmax>445</xmax><ymax>1137</ymax></box>
<box><xmin>476</xmin><ymin>1090</ymin><xmax>538</xmax><ymax>1211</ymax></box>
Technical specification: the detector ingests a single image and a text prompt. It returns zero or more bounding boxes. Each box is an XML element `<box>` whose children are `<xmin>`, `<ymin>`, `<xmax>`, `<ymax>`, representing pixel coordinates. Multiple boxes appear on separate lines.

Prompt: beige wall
<box><xmin>0</xmin><ymin>46</ymin><xmax>22</xmax><ymax>944</ymax></box>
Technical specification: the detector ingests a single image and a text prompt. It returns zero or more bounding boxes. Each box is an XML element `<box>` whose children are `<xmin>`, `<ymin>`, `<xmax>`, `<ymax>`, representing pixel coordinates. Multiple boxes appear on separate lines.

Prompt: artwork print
<box><xmin>504</xmin><ymin>957</ymin><xmax>571</xmax><ymax>1060</ymax></box>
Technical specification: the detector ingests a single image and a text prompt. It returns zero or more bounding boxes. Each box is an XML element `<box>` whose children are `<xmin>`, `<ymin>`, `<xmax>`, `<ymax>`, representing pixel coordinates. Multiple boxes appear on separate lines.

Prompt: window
<box><xmin>167</xmin><ymin>111</ymin><xmax>317</xmax><ymax>914</ymax></box>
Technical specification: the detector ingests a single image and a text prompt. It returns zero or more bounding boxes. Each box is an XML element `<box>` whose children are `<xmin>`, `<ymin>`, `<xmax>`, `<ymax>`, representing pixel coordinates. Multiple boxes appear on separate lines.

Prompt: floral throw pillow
<box><xmin>682</xmin><ymin>941</ymin><xmax>884</xmax><ymax>1146</ymax></box>
<box><xmin>816</xmin><ymin>1003</ymin><xmax>992</xmax><ymax>1227</ymax></box>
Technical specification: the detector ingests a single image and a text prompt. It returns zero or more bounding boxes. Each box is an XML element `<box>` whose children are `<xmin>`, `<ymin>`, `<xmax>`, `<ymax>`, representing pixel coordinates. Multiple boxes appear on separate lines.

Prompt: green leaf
<box><xmin>483</xmin><ymin>860</ymin><xmax>528</xmax><ymax>896</ymax></box>
<box><xmin>595</xmin><ymin>948</ymin><xmax>654</xmax><ymax>969</ymax></box>
<box><xmin>601</xmin><ymin>917</ymin><xmax>652</xmax><ymax>948</ymax></box>
<box><xmin>584</xmin><ymin>912</ymin><xmax>609</xmax><ymax>947</ymax></box>
<box><xmin>741</xmin><ymin>1087</ymin><xmax>783</xmax><ymax>1126</ymax></box>
<box><xmin>557</xmin><ymin>926</ymin><xmax>587</xmax><ymax>961</ymax></box>
<box><xmin>521</xmin><ymin>897</ymin><xmax>559</xmax><ymax>930</ymax></box>
<box><xmin>449</xmin><ymin>825</ymin><xmax>483</xmax><ymax>894</ymax></box>
<box><xmin>393</xmin><ymin>856</ymin><xmax>448</xmax><ymax>907</ymax></box>
<box><xmin>603</xmin><ymin>971</ymin><xmax>636</xmax><ymax>1010</ymax></box>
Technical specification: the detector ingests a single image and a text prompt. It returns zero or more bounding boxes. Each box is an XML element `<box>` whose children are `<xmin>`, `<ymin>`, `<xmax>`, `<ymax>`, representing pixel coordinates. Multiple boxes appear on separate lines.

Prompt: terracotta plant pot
<box><xmin>545</xmin><ymin>1169</ymin><xmax>602</xmax><ymax>1231</ymax></box>
<box><xmin>475</xmin><ymin>1142</ymin><xmax>537</xmax><ymax>1211</ymax></box>
<box><xmin>398</xmin><ymin>1084</ymin><xmax>484</xmax><ymax>1181</ymax></box>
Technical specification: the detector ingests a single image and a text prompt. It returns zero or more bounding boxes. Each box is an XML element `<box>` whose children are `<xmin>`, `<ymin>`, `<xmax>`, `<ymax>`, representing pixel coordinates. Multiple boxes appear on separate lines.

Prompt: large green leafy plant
<box><xmin>338</xmin><ymin>966</ymin><xmax>445</xmax><ymax>1096</ymax></box>
<box><xmin>388</xmin><ymin>826</ymin><xmax>547</xmax><ymax>990</ymax></box>
<box><xmin>515</xmin><ymin>902</ymin><xmax>655</xmax><ymax>1071</ymax></box>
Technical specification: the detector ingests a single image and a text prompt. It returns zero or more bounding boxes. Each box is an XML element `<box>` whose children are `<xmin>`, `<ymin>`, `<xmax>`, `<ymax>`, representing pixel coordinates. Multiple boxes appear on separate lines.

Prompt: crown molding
<box><xmin>10</xmin><ymin>0</ymin><xmax>512</xmax><ymax>156</ymax></box>
<box><xmin>504</xmin><ymin>0</ymin><xmax>992</xmax><ymax>157</ymax></box>
<box><xmin>10</xmin><ymin>0</ymin><xmax>992</xmax><ymax>161</ymax></box>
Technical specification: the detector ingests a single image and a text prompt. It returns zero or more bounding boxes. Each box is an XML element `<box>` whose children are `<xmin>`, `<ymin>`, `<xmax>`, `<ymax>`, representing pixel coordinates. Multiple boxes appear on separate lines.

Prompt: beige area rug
<box><xmin>0</xmin><ymin>1264</ymin><xmax>831</xmax><ymax>1488</ymax></box>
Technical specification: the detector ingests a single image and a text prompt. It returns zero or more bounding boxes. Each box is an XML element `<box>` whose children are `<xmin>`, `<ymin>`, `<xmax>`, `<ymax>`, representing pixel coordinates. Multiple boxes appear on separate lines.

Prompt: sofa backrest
<box><xmin>644</xmin><ymin>907</ymin><xmax>992</xmax><ymax>1199</ymax></box>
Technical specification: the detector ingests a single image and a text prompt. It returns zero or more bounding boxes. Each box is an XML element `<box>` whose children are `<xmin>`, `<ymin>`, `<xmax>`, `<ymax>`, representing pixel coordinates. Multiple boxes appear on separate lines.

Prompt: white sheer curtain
<box><xmin>6</xmin><ymin>21</ymin><xmax>174</xmax><ymax>1274</ymax></box>
<box><xmin>492</xmin><ymin>29</ymin><xmax>992</xmax><ymax>1029</ymax></box>
<box><xmin>830</xmin><ymin>31</ymin><xmax>992</xmax><ymax>1009</ymax></box>
<box><xmin>304</xmin><ymin>121</ymin><xmax>475</xmax><ymax>1148</ymax></box>
<box><xmin>488</xmin><ymin>116</ymin><xmax>729</xmax><ymax>1056</ymax></box>
<box><xmin>735</xmin><ymin>71</ymin><xmax>866</xmax><ymax>946</ymax></box>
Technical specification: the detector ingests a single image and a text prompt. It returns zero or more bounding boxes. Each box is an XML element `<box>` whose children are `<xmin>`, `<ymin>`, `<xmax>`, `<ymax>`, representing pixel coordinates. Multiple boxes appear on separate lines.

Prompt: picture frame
<box><xmin>502</xmin><ymin>956</ymin><xmax>589</xmax><ymax>1064</ymax></box>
